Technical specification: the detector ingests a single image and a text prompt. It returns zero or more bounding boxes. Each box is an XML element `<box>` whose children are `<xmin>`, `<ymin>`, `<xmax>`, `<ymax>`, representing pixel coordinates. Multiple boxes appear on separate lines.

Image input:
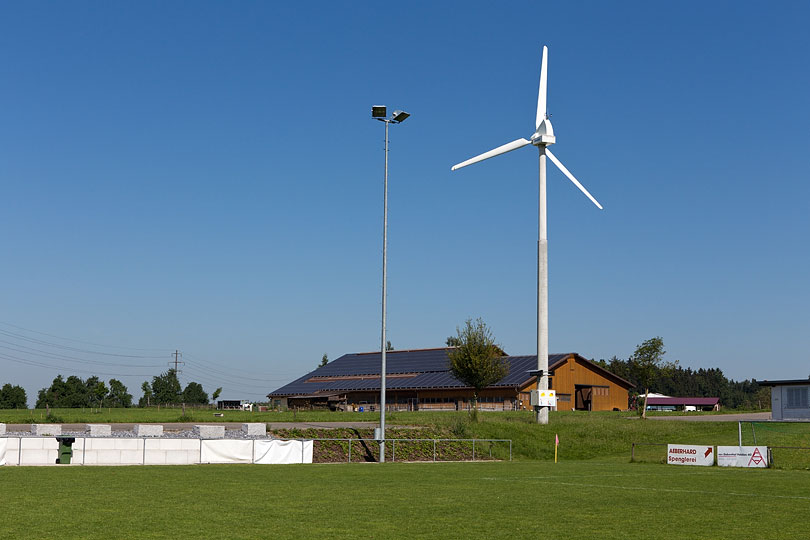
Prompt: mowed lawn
<box><xmin>1</xmin><ymin>461</ymin><xmax>808</xmax><ymax>539</ymax></box>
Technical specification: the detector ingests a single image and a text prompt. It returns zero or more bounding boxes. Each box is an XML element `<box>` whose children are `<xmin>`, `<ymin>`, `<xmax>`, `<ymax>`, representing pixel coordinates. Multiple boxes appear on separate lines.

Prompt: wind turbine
<box><xmin>451</xmin><ymin>46</ymin><xmax>602</xmax><ymax>424</ymax></box>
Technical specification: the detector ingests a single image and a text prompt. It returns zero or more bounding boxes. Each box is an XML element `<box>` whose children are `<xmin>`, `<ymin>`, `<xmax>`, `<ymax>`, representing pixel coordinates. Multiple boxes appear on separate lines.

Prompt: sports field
<box><xmin>1</xmin><ymin>461</ymin><xmax>808</xmax><ymax>539</ymax></box>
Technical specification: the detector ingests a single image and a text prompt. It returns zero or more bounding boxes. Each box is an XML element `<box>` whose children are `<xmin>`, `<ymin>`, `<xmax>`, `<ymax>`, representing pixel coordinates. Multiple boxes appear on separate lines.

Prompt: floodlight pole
<box><xmin>380</xmin><ymin>118</ymin><xmax>389</xmax><ymax>462</ymax></box>
<box><xmin>374</xmin><ymin>107</ymin><xmax>409</xmax><ymax>462</ymax></box>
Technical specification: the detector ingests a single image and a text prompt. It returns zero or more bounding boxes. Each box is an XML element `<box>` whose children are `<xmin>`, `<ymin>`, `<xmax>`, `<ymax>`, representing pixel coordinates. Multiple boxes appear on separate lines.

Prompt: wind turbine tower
<box><xmin>451</xmin><ymin>46</ymin><xmax>603</xmax><ymax>424</ymax></box>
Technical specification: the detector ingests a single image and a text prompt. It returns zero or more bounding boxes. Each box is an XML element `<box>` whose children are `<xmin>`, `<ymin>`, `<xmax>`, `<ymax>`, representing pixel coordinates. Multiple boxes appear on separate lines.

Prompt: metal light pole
<box><xmin>372</xmin><ymin>105</ymin><xmax>409</xmax><ymax>462</ymax></box>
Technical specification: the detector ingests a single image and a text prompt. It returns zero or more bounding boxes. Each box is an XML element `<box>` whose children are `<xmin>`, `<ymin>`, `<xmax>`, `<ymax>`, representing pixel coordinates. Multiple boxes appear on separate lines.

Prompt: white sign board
<box><xmin>667</xmin><ymin>444</ymin><xmax>714</xmax><ymax>466</ymax></box>
<box><xmin>530</xmin><ymin>389</ymin><xmax>557</xmax><ymax>407</ymax></box>
<box><xmin>717</xmin><ymin>446</ymin><xmax>769</xmax><ymax>468</ymax></box>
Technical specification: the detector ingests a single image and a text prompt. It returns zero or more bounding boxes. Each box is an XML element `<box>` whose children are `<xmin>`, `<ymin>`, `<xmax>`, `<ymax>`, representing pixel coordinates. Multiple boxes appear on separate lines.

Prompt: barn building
<box><xmin>268</xmin><ymin>347</ymin><xmax>633</xmax><ymax>412</ymax></box>
<box><xmin>756</xmin><ymin>379</ymin><xmax>810</xmax><ymax>420</ymax></box>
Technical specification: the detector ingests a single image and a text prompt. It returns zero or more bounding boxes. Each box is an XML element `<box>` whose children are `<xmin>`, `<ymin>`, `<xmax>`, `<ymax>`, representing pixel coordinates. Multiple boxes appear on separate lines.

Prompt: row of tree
<box><xmin>36</xmin><ymin>375</ymin><xmax>133</xmax><ymax>408</ymax></box>
<box><xmin>0</xmin><ymin>383</ymin><xmax>27</xmax><ymax>409</ymax></box>
<box><xmin>139</xmin><ymin>369</ymin><xmax>221</xmax><ymax>407</ymax></box>
<box><xmin>594</xmin><ymin>337</ymin><xmax>769</xmax><ymax>410</ymax></box>
<box><xmin>33</xmin><ymin>370</ymin><xmax>222</xmax><ymax>408</ymax></box>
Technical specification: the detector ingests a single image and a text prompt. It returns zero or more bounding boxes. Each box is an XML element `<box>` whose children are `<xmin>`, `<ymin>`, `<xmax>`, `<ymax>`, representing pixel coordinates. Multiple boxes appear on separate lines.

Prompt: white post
<box><xmin>536</xmin><ymin>146</ymin><xmax>549</xmax><ymax>425</ymax></box>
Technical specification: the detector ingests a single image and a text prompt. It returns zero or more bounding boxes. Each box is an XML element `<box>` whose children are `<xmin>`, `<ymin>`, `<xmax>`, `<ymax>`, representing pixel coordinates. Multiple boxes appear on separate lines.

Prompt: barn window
<box><xmin>786</xmin><ymin>387</ymin><xmax>809</xmax><ymax>408</ymax></box>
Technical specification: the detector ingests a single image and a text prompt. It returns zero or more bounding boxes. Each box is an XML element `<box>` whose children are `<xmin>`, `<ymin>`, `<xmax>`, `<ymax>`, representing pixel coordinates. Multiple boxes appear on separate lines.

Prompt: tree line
<box><xmin>31</xmin><ymin>369</ymin><xmax>221</xmax><ymax>408</ymax></box>
<box><xmin>36</xmin><ymin>375</ymin><xmax>133</xmax><ymax>408</ymax></box>
<box><xmin>595</xmin><ymin>345</ymin><xmax>770</xmax><ymax>410</ymax></box>
<box><xmin>139</xmin><ymin>369</ymin><xmax>220</xmax><ymax>407</ymax></box>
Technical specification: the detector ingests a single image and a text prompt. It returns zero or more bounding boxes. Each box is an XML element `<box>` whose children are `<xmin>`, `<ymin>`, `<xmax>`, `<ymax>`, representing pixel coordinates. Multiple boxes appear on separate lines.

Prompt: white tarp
<box><xmin>253</xmin><ymin>440</ymin><xmax>313</xmax><ymax>464</ymax></box>
<box><xmin>0</xmin><ymin>438</ymin><xmax>7</xmax><ymax>466</ymax></box>
<box><xmin>200</xmin><ymin>439</ymin><xmax>253</xmax><ymax>464</ymax></box>
<box><xmin>667</xmin><ymin>444</ymin><xmax>714</xmax><ymax>466</ymax></box>
<box><xmin>717</xmin><ymin>446</ymin><xmax>769</xmax><ymax>468</ymax></box>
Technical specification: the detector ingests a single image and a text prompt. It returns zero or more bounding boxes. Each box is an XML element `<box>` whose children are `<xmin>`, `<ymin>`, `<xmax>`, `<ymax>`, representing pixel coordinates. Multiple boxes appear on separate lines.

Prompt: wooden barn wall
<box><xmin>520</xmin><ymin>355</ymin><xmax>630</xmax><ymax>411</ymax></box>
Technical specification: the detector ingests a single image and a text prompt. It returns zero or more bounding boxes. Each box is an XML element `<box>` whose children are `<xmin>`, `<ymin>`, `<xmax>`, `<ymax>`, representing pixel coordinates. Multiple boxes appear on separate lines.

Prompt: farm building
<box><xmin>756</xmin><ymin>379</ymin><xmax>810</xmax><ymax>420</ymax></box>
<box><xmin>267</xmin><ymin>347</ymin><xmax>633</xmax><ymax>412</ymax></box>
<box><xmin>644</xmin><ymin>396</ymin><xmax>720</xmax><ymax>412</ymax></box>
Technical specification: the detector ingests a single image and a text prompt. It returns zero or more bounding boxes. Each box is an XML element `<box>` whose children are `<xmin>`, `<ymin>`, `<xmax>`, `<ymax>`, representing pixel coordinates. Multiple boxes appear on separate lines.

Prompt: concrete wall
<box><xmin>3</xmin><ymin>436</ymin><xmax>313</xmax><ymax>466</ymax></box>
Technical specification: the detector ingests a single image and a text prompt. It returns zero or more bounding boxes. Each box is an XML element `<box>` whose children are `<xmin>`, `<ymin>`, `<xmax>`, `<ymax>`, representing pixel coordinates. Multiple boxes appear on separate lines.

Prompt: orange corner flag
<box><xmin>554</xmin><ymin>433</ymin><xmax>559</xmax><ymax>463</ymax></box>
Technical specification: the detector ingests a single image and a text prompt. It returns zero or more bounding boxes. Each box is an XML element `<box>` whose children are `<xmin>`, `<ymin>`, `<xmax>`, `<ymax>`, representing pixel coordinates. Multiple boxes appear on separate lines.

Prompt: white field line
<box><xmin>480</xmin><ymin>473</ymin><xmax>810</xmax><ymax>501</ymax></box>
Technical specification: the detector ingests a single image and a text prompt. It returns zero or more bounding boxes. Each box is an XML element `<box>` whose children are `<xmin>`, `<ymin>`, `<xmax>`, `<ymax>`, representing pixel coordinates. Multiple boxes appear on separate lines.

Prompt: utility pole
<box><xmin>170</xmin><ymin>350</ymin><xmax>184</xmax><ymax>374</ymax></box>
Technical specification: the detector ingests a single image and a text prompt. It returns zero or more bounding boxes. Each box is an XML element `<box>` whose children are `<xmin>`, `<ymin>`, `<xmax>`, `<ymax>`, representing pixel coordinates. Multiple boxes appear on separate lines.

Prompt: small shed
<box><xmin>756</xmin><ymin>379</ymin><xmax>810</xmax><ymax>420</ymax></box>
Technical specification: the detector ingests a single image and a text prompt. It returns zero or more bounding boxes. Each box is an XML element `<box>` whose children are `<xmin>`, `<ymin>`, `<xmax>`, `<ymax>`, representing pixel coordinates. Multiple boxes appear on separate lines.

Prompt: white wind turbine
<box><xmin>451</xmin><ymin>46</ymin><xmax>602</xmax><ymax>424</ymax></box>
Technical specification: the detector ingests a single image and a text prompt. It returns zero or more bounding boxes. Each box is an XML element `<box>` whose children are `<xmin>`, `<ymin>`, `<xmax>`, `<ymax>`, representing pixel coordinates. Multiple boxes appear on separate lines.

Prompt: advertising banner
<box><xmin>717</xmin><ymin>446</ymin><xmax>768</xmax><ymax>468</ymax></box>
<box><xmin>667</xmin><ymin>444</ymin><xmax>714</xmax><ymax>466</ymax></box>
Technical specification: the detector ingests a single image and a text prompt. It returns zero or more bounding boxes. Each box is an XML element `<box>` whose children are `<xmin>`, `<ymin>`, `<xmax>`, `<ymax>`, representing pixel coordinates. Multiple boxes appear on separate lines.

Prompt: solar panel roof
<box><xmin>267</xmin><ymin>348</ymin><xmax>575</xmax><ymax>397</ymax></box>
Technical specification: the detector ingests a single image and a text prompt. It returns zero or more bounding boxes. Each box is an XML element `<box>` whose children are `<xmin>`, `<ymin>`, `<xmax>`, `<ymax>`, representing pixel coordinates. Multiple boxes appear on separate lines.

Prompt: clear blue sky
<box><xmin>2</xmin><ymin>1</ymin><xmax>808</xmax><ymax>405</ymax></box>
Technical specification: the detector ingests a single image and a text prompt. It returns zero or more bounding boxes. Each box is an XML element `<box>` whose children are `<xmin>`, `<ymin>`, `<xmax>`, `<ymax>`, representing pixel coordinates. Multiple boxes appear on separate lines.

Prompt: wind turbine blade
<box><xmin>535</xmin><ymin>45</ymin><xmax>548</xmax><ymax>130</ymax></box>
<box><xmin>451</xmin><ymin>138</ymin><xmax>531</xmax><ymax>171</ymax></box>
<box><xmin>546</xmin><ymin>149</ymin><xmax>603</xmax><ymax>210</ymax></box>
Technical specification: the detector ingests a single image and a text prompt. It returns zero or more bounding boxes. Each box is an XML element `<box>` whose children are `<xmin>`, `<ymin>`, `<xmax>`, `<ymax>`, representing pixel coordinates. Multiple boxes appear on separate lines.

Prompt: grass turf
<box><xmin>1</xmin><ymin>461</ymin><xmax>808</xmax><ymax>539</ymax></box>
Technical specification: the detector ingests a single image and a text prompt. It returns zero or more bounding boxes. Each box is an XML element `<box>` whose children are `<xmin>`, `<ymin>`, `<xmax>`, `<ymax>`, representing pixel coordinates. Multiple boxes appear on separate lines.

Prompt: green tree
<box><xmin>107</xmin><ymin>379</ymin><xmax>133</xmax><ymax>407</ymax></box>
<box><xmin>151</xmin><ymin>369</ymin><xmax>182</xmax><ymax>405</ymax></box>
<box><xmin>182</xmin><ymin>382</ymin><xmax>209</xmax><ymax>405</ymax></box>
<box><xmin>90</xmin><ymin>379</ymin><xmax>109</xmax><ymax>408</ymax></box>
<box><xmin>631</xmin><ymin>336</ymin><xmax>678</xmax><ymax>418</ymax></box>
<box><xmin>139</xmin><ymin>381</ymin><xmax>153</xmax><ymax>407</ymax></box>
<box><xmin>212</xmin><ymin>387</ymin><xmax>222</xmax><ymax>402</ymax></box>
<box><xmin>319</xmin><ymin>353</ymin><xmax>328</xmax><ymax>368</ymax></box>
<box><xmin>386</xmin><ymin>341</ymin><xmax>394</xmax><ymax>351</ymax></box>
<box><xmin>0</xmin><ymin>383</ymin><xmax>27</xmax><ymax>409</ymax></box>
<box><xmin>445</xmin><ymin>336</ymin><xmax>461</xmax><ymax>347</ymax></box>
<box><xmin>446</xmin><ymin>318</ymin><xmax>508</xmax><ymax>421</ymax></box>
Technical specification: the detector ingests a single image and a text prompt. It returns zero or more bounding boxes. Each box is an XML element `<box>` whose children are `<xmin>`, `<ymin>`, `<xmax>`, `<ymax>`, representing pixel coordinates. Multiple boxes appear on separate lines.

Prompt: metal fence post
<box><xmin>393</xmin><ymin>439</ymin><xmax>396</xmax><ymax>462</ymax></box>
<box><xmin>631</xmin><ymin>442</ymin><xmax>635</xmax><ymax>462</ymax></box>
<box><xmin>433</xmin><ymin>439</ymin><xmax>436</xmax><ymax>462</ymax></box>
<box><xmin>473</xmin><ymin>439</ymin><xmax>476</xmax><ymax>461</ymax></box>
<box><xmin>348</xmin><ymin>438</ymin><xmax>352</xmax><ymax>463</ymax></box>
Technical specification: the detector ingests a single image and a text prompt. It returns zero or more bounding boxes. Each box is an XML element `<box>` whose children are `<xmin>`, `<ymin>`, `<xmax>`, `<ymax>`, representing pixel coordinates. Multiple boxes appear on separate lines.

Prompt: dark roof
<box><xmin>268</xmin><ymin>348</ymin><xmax>632</xmax><ymax>397</ymax></box>
<box><xmin>646</xmin><ymin>397</ymin><xmax>720</xmax><ymax>406</ymax></box>
<box><xmin>755</xmin><ymin>379</ymin><xmax>810</xmax><ymax>387</ymax></box>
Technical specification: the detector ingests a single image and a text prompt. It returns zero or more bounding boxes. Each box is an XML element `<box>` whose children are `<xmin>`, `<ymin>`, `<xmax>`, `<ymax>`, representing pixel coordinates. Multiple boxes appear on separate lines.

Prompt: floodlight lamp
<box><xmin>391</xmin><ymin>110</ymin><xmax>410</xmax><ymax>123</ymax></box>
<box><xmin>372</xmin><ymin>105</ymin><xmax>387</xmax><ymax>118</ymax></box>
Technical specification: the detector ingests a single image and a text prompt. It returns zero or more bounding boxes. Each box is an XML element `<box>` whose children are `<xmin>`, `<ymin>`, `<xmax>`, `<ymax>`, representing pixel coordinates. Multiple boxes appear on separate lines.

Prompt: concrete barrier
<box><xmin>135</xmin><ymin>425</ymin><xmax>163</xmax><ymax>437</ymax></box>
<box><xmin>86</xmin><ymin>424</ymin><xmax>112</xmax><ymax>437</ymax></box>
<box><xmin>19</xmin><ymin>437</ymin><xmax>59</xmax><ymax>464</ymax></box>
<box><xmin>241</xmin><ymin>423</ymin><xmax>266</xmax><ymax>436</ymax></box>
<box><xmin>193</xmin><ymin>425</ymin><xmax>225</xmax><ymax>439</ymax></box>
<box><xmin>0</xmin><ymin>423</ymin><xmax>6</xmax><ymax>436</ymax></box>
<box><xmin>31</xmin><ymin>424</ymin><xmax>62</xmax><ymax>436</ymax></box>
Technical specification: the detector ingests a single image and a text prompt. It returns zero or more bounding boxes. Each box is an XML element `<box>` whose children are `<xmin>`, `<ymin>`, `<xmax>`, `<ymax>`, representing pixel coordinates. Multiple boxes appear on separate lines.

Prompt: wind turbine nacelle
<box><xmin>531</xmin><ymin>118</ymin><xmax>555</xmax><ymax>146</ymax></box>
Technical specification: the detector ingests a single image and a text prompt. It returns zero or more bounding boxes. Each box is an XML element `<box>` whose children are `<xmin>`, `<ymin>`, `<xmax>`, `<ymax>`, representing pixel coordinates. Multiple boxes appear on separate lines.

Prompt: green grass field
<box><xmin>1</xmin><ymin>461</ymin><xmax>808</xmax><ymax>539</ymax></box>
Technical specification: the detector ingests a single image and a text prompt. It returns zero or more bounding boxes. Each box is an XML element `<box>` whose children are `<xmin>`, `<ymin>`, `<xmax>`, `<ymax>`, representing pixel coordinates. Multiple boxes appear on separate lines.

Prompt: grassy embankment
<box><xmin>3</xmin><ymin>409</ymin><xmax>809</xmax><ymax>467</ymax></box>
<box><xmin>1</xmin><ymin>461</ymin><xmax>809</xmax><ymax>539</ymax></box>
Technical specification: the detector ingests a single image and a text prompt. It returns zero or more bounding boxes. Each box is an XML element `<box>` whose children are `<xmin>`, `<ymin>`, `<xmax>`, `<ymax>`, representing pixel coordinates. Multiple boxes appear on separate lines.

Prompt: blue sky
<box><xmin>1</xmin><ymin>1</ymin><xmax>808</xmax><ymax>404</ymax></box>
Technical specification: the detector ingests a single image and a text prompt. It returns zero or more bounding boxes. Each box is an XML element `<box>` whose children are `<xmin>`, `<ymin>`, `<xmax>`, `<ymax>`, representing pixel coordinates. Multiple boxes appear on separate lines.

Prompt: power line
<box><xmin>0</xmin><ymin>321</ymin><xmax>171</xmax><ymax>352</ymax></box>
<box><xmin>0</xmin><ymin>328</ymin><xmax>168</xmax><ymax>358</ymax></box>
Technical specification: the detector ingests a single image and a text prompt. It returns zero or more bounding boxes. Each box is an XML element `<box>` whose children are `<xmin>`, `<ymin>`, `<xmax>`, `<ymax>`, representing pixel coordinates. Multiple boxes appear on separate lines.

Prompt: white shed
<box><xmin>757</xmin><ymin>379</ymin><xmax>810</xmax><ymax>420</ymax></box>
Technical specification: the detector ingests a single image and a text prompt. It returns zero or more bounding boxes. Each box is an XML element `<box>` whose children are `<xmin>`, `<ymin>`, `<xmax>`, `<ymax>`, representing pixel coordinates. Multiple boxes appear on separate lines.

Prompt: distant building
<box><xmin>267</xmin><ymin>347</ymin><xmax>633</xmax><ymax>412</ymax></box>
<box><xmin>217</xmin><ymin>400</ymin><xmax>253</xmax><ymax>411</ymax></box>
<box><xmin>756</xmin><ymin>379</ymin><xmax>810</xmax><ymax>420</ymax></box>
<box><xmin>644</xmin><ymin>396</ymin><xmax>720</xmax><ymax>412</ymax></box>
